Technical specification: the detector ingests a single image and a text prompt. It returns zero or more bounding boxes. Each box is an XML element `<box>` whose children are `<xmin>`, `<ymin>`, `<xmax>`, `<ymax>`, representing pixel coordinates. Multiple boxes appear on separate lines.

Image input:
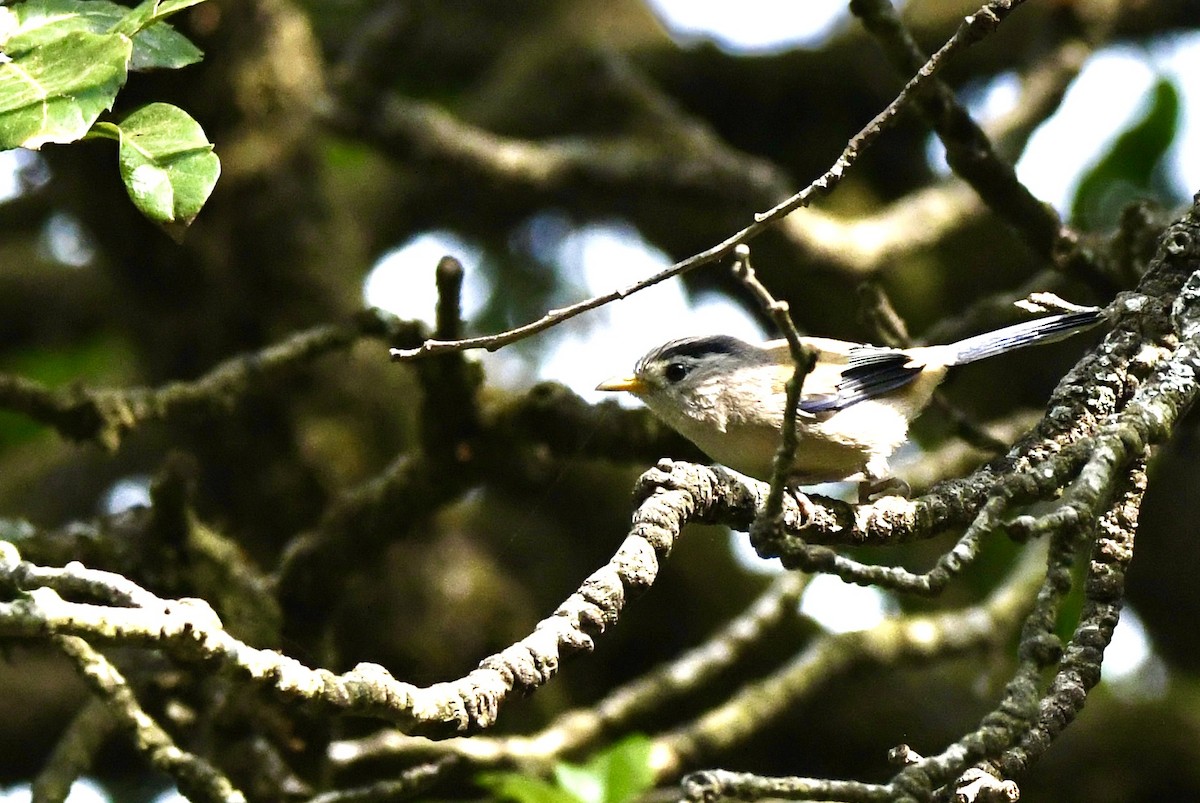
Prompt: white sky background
<box><xmin>644</xmin><ymin>0</ymin><xmax>851</xmax><ymax>50</ymax></box>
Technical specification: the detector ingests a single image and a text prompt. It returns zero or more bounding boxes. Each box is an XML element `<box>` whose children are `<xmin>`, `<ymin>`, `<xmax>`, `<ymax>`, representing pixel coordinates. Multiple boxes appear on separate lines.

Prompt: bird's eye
<box><xmin>664</xmin><ymin>362</ymin><xmax>689</xmax><ymax>383</ymax></box>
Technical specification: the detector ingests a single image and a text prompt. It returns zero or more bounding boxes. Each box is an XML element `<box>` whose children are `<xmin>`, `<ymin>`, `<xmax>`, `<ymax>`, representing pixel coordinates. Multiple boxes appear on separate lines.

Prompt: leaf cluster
<box><xmin>0</xmin><ymin>0</ymin><xmax>218</xmax><ymax>236</ymax></box>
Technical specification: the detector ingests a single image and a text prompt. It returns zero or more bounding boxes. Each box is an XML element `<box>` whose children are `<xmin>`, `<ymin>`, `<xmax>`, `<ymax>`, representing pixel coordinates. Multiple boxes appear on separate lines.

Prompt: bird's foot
<box><xmin>858</xmin><ymin>476</ymin><xmax>911</xmax><ymax>504</ymax></box>
<box><xmin>786</xmin><ymin>487</ymin><xmax>818</xmax><ymax>524</ymax></box>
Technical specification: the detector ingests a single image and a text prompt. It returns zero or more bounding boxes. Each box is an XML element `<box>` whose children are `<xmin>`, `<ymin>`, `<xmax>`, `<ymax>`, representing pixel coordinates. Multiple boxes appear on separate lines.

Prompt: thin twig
<box><xmin>850</xmin><ymin>0</ymin><xmax>1084</xmax><ymax>281</ymax></box>
<box><xmin>55</xmin><ymin>635</ymin><xmax>247</xmax><ymax>803</ymax></box>
<box><xmin>729</xmin><ymin>245</ymin><xmax>815</xmax><ymax>523</ymax></box>
<box><xmin>308</xmin><ymin>758</ymin><xmax>457</xmax><ymax>803</ymax></box>
<box><xmin>30</xmin><ymin>700</ymin><xmax>115</xmax><ymax>803</ymax></box>
<box><xmin>858</xmin><ymin>283</ymin><xmax>1010</xmax><ymax>455</ymax></box>
<box><xmin>390</xmin><ymin>0</ymin><xmax>1027</xmax><ymax>362</ymax></box>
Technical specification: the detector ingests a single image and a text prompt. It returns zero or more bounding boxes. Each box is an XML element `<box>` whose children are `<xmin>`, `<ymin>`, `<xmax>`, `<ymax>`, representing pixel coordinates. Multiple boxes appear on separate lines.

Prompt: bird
<box><xmin>596</xmin><ymin>308</ymin><xmax>1103</xmax><ymax>496</ymax></box>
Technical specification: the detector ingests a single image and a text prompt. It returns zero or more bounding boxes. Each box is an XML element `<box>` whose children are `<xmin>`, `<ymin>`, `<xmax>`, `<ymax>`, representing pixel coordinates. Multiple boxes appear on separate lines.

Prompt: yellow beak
<box><xmin>596</xmin><ymin>375</ymin><xmax>648</xmax><ymax>395</ymax></box>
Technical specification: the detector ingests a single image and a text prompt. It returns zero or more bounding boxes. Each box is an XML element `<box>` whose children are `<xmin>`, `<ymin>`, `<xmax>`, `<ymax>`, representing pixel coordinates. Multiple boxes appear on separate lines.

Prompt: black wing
<box><xmin>799</xmin><ymin>348</ymin><xmax>922</xmax><ymax>413</ymax></box>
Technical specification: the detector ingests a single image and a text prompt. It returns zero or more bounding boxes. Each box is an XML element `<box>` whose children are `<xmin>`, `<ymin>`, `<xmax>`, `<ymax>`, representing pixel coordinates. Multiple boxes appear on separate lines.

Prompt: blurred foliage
<box><xmin>1071</xmin><ymin>77</ymin><xmax>1182</xmax><ymax>231</ymax></box>
<box><xmin>478</xmin><ymin>735</ymin><xmax>656</xmax><ymax>803</ymax></box>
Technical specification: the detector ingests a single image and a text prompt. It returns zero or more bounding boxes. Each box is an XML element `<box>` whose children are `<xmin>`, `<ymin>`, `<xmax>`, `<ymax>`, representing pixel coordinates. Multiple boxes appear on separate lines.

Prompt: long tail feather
<box><xmin>945</xmin><ymin>309</ymin><xmax>1103</xmax><ymax>366</ymax></box>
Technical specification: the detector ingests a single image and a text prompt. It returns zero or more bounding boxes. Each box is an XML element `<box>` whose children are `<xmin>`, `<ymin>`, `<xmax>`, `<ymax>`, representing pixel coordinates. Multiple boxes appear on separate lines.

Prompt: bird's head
<box><xmin>596</xmin><ymin>335</ymin><xmax>774</xmax><ymax>429</ymax></box>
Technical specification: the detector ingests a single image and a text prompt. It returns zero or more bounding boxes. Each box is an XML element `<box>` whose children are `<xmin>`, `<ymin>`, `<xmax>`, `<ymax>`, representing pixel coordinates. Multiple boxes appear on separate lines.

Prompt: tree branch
<box><xmin>0</xmin><ymin>310</ymin><xmax>421</xmax><ymax>450</ymax></box>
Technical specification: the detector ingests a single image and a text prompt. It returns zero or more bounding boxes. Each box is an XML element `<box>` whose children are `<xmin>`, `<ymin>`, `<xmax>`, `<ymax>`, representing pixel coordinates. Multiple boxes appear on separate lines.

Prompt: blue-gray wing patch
<box><xmin>799</xmin><ymin>349</ymin><xmax>921</xmax><ymax>413</ymax></box>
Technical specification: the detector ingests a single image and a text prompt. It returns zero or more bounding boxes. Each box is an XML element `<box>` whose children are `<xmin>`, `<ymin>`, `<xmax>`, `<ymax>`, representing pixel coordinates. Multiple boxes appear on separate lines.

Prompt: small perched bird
<box><xmin>596</xmin><ymin>309</ymin><xmax>1102</xmax><ymax>494</ymax></box>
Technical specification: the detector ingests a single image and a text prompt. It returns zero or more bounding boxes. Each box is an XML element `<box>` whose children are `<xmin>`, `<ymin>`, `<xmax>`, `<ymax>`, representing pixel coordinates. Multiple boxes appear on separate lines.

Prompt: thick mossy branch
<box><xmin>995</xmin><ymin>459</ymin><xmax>1145</xmax><ymax>778</ymax></box>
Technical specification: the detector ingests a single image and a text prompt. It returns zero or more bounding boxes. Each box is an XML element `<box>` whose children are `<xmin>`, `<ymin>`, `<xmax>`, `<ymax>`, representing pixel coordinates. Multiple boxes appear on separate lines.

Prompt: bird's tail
<box><xmin>943</xmin><ymin>308</ymin><xmax>1104</xmax><ymax>366</ymax></box>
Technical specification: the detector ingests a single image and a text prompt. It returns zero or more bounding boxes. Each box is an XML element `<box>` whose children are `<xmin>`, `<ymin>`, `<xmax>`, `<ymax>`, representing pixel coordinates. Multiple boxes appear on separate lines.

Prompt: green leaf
<box><xmin>1071</xmin><ymin>78</ymin><xmax>1181</xmax><ymax>230</ymax></box>
<box><xmin>475</xmin><ymin>738</ymin><xmax>656</xmax><ymax>803</ymax></box>
<box><xmin>128</xmin><ymin>16</ymin><xmax>201</xmax><ymax>70</ymax></box>
<box><xmin>0</xmin><ymin>29</ymin><xmax>131</xmax><ymax>149</ymax></box>
<box><xmin>111</xmin><ymin>101</ymin><xmax>220</xmax><ymax>237</ymax></box>
<box><xmin>595</xmin><ymin>735</ymin><xmax>655</xmax><ymax>803</ymax></box>
<box><xmin>110</xmin><ymin>0</ymin><xmax>207</xmax><ymax>38</ymax></box>
<box><xmin>554</xmin><ymin>763</ymin><xmax>605</xmax><ymax>803</ymax></box>
<box><xmin>0</xmin><ymin>9</ymin><xmax>18</xmax><ymax>46</ymax></box>
<box><xmin>1</xmin><ymin>0</ymin><xmax>202</xmax><ymax>71</ymax></box>
<box><xmin>477</xmin><ymin>772</ymin><xmax>581</xmax><ymax>803</ymax></box>
<box><xmin>148</xmin><ymin>0</ymin><xmax>208</xmax><ymax>16</ymax></box>
<box><xmin>0</xmin><ymin>0</ymin><xmax>114</xmax><ymax>56</ymax></box>
<box><xmin>558</xmin><ymin>735</ymin><xmax>655</xmax><ymax>803</ymax></box>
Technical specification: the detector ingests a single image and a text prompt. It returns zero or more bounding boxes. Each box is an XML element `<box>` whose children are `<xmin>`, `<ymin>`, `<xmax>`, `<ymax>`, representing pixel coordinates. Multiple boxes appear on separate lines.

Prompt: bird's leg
<box><xmin>858</xmin><ymin>456</ymin><xmax>911</xmax><ymax>503</ymax></box>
